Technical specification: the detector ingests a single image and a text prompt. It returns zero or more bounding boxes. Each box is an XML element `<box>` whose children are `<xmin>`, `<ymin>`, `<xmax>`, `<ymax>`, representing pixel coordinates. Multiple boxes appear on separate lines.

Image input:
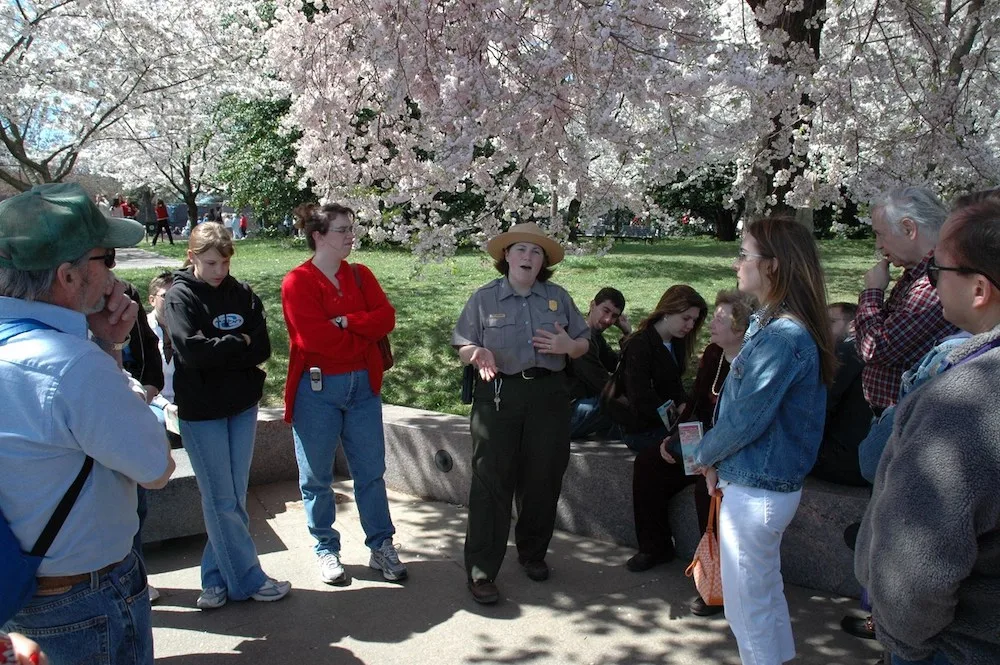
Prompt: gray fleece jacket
<box><xmin>855</xmin><ymin>323</ymin><xmax>1000</xmax><ymax>663</ymax></box>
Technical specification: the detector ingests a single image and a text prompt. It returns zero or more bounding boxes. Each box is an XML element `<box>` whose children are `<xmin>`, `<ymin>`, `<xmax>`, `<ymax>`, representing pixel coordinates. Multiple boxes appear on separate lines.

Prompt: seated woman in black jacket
<box><xmin>614</xmin><ymin>284</ymin><xmax>707</xmax><ymax>453</ymax></box>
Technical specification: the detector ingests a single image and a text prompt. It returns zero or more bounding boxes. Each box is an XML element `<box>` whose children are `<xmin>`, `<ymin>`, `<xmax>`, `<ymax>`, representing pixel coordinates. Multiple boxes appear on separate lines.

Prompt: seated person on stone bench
<box><xmin>145</xmin><ymin>272</ymin><xmax>181</xmax><ymax>446</ymax></box>
<box><xmin>612</xmin><ymin>284</ymin><xmax>707</xmax><ymax>453</ymax></box>
<box><xmin>808</xmin><ymin>302</ymin><xmax>871</xmax><ymax>487</ymax></box>
<box><xmin>565</xmin><ymin>287</ymin><xmax>630</xmax><ymax>438</ymax></box>
<box><xmin>626</xmin><ymin>289</ymin><xmax>754</xmax><ymax>617</ymax></box>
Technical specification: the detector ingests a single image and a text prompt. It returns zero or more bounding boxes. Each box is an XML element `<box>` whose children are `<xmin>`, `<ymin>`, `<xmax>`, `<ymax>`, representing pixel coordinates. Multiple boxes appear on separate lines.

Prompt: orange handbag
<box><xmin>685</xmin><ymin>493</ymin><xmax>723</xmax><ymax>606</ymax></box>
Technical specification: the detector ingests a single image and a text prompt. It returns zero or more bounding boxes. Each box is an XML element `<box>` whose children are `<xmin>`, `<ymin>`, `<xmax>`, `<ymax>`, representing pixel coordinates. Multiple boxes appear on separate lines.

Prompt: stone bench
<box><xmin>142</xmin><ymin>408</ymin><xmax>312</xmax><ymax>543</ymax></box>
<box><xmin>379</xmin><ymin>404</ymin><xmax>870</xmax><ymax>598</ymax></box>
<box><xmin>144</xmin><ymin>403</ymin><xmax>869</xmax><ymax>597</ymax></box>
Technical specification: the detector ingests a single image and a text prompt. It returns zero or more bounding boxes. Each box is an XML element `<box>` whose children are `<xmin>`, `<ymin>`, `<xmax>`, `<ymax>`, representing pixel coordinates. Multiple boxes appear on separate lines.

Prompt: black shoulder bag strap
<box><xmin>29</xmin><ymin>457</ymin><xmax>94</xmax><ymax>558</ymax></box>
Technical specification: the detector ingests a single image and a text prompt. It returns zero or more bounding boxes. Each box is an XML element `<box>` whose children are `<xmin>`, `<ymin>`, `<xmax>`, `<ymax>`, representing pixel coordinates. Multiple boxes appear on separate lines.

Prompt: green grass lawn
<box><xmin>117</xmin><ymin>235</ymin><xmax>877</xmax><ymax>416</ymax></box>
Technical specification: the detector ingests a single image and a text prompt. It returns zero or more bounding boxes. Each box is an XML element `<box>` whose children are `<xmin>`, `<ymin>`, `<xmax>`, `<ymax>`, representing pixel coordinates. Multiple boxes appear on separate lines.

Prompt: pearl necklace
<box><xmin>710</xmin><ymin>352</ymin><xmax>726</xmax><ymax>397</ymax></box>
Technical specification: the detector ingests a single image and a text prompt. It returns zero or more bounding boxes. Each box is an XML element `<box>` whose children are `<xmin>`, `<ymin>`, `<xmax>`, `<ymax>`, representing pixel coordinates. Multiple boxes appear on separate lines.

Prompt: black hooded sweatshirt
<box><xmin>164</xmin><ymin>267</ymin><xmax>271</xmax><ymax>421</ymax></box>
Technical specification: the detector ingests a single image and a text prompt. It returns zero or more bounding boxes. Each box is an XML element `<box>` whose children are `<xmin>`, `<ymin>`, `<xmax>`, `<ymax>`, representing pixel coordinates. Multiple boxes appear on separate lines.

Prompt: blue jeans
<box><xmin>180</xmin><ymin>406</ymin><xmax>267</xmax><ymax>599</ymax></box>
<box><xmin>891</xmin><ymin>653</ymin><xmax>950</xmax><ymax>665</ymax></box>
<box><xmin>292</xmin><ymin>370</ymin><xmax>394</xmax><ymax>554</ymax></box>
<box><xmin>3</xmin><ymin>552</ymin><xmax>153</xmax><ymax>665</ymax></box>
<box><xmin>569</xmin><ymin>397</ymin><xmax>614</xmax><ymax>439</ymax></box>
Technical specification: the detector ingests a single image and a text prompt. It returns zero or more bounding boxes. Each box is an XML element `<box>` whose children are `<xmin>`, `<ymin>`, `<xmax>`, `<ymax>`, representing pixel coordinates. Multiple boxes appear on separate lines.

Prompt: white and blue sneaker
<box><xmin>318</xmin><ymin>552</ymin><xmax>348</xmax><ymax>585</ymax></box>
<box><xmin>251</xmin><ymin>578</ymin><xmax>291</xmax><ymax>602</ymax></box>
<box><xmin>369</xmin><ymin>538</ymin><xmax>408</xmax><ymax>581</ymax></box>
<box><xmin>196</xmin><ymin>585</ymin><xmax>227</xmax><ymax>610</ymax></box>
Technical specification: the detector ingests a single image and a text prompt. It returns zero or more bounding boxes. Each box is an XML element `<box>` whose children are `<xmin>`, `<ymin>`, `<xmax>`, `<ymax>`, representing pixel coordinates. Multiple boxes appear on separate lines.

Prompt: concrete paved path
<box><xmin>116</xmin><ymin>246</ymin><xmax>183</xmax><ymax>270</ymax></box>
<box><xmin>144</xmin><ymin>480</ymin><xmax>882</xmax><ymax>665</ymax></box>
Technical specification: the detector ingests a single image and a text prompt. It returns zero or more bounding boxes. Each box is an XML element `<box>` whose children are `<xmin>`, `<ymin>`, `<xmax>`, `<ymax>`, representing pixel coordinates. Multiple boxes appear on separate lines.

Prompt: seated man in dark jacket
<box><xmin>566</xmin><ymin>287</ymin><xmax>629</xmax><ymax>438</ymax></box>
<box><xmin>810</xmin><ymin>302</ymin><xmax>871</xmax><ymax>486</ymax></box>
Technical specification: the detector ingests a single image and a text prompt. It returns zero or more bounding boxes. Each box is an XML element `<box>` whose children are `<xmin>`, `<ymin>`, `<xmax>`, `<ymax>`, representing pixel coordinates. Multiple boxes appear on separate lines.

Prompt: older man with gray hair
<box><xmin>854</xmin><ymin>186</ymin><xmax>961</xmax><ymax>415</ymax></box>
<box><xmin>0</xmin><ymin>183</ymin><xmax>175</xmax><ymax>664</ymax></box>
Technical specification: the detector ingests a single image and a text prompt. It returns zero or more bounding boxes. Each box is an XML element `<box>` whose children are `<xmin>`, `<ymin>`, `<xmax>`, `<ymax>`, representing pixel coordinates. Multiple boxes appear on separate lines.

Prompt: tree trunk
<box><xmin>745</xmin><ymin>0</ymin><xmax>826</xmax><ymax>224</ymax></box>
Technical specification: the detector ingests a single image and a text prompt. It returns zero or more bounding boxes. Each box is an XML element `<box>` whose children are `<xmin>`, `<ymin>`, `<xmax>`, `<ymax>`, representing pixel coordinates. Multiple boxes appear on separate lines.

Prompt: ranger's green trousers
<box><xmin>465</xmin><ymin>371</ymin><xmax>571</xmax><ymax>582</ymax></box>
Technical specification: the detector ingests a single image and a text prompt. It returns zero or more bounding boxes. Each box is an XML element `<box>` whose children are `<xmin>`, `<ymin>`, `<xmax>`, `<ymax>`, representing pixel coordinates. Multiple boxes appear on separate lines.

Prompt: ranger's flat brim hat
<box><xmin>0</xmin><ymin>183</ymin><xmax>144</xmax><ymax>270</ymax></box>
<box><xmin>486</xmin><ymin>222</ymin><xmax>565</xmax><ymax>265</ymax></box>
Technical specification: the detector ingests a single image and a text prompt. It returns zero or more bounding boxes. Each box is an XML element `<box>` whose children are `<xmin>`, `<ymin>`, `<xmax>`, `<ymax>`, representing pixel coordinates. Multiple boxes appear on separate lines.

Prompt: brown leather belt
<box><xmin>36</xmin><ymin>558</ymin><xmax>123</xmax><ymax>590</ymax></box>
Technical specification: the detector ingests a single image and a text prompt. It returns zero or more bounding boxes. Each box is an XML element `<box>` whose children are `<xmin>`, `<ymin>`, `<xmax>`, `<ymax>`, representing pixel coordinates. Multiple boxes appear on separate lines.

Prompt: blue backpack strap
<box><xmin>0</xmin><ymin>318</ymin><xmax>55</xmax><ymax>345</ymax></box>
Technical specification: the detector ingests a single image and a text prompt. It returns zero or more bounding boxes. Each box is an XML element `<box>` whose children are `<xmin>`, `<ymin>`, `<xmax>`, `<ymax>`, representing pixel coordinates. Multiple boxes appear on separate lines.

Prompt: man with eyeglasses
<box><xmin>0</xmin><ymin>183</ymin><xmax>175</xmax><ymax>664</ymax></box>
<box><xmin>854</xmin><ymin>187</ymin><xmax>960</xmax><ymax>417</ymax></box>
<box><xmin>856</xmin><ymin>197</ymin><xmax>1000</xmax><ymax>665</ymax></box>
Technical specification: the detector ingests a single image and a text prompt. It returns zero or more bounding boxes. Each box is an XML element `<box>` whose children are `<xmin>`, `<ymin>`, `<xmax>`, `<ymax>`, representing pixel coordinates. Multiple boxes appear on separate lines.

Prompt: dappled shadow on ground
<box><xmin>147</xmin><ymin>481</ymin><xmax>880</xmax><ymax>664</ymax></box>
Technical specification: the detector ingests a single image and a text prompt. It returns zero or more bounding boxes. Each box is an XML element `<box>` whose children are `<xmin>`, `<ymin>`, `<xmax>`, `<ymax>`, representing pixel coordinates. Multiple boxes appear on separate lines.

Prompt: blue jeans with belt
<box><xmin>3</xmin><ymin>551</ymin><xmax>153</xmax><ymax>665</ymax></box>
<box><xmin>291</xmin><ymin>370</ymin><xmax>394</xmax><ymax>554</ymax></box>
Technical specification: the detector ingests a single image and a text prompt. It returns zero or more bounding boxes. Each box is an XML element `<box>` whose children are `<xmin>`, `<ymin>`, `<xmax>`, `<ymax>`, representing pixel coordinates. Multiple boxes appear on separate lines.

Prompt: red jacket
<box><xmin>155</xmin><ymin>202</ymin><xmax>169</xmax><ymax>221</ymax></box>
<box><xmin>280</xmin><ymin>260</ymin><xmax>395</xmax><ymax>422</ymax></box>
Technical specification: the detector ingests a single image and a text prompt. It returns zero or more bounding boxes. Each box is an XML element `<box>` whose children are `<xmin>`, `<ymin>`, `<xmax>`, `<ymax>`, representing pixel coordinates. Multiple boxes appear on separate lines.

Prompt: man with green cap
<box><xmin>0</xmin><ymin>183</ymin><xmax>175</xmax><ymax>664</ymax></box>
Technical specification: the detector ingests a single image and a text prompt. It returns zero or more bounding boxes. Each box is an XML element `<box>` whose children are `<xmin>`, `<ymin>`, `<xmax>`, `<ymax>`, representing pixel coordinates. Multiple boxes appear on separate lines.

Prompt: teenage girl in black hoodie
<box><xmin>164</xmin><ymin>222</ymin><xmax>290</xmax><ymax>609</ymax></box>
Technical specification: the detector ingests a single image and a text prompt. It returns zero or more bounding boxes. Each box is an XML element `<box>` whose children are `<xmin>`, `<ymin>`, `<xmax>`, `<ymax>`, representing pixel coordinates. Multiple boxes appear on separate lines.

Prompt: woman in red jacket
<box><xmin>152</xmin><ymin>199</ymin><xmax>174</xmax><ymax>246</ymax></box>
<box><xmin>281</xmin><ymin>203</ymin><xmax>406</xmax><ymax>587</ymax></box>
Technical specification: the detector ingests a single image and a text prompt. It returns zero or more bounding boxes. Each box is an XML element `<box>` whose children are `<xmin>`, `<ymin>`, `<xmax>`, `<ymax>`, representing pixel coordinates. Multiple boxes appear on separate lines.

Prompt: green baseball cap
<box><xmin>0</xmin><ymin>183</ymin><xmax>145</xmax><ymax>270</ymax></box>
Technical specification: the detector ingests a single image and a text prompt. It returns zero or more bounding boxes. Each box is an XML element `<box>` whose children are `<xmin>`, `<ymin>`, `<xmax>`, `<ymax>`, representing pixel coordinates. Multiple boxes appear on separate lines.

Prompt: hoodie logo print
<box><xmin>213</xmin><ymin>313</ymin><xmax>245</xmax><ymax>331</ymax></box>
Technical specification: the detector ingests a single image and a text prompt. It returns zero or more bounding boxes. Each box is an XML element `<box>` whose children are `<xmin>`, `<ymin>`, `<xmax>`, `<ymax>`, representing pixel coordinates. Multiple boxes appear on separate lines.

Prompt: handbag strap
<box><xmin>705</xmin><ymin>493</ymin><xmax>721</xmax><ymax>536</ymax></box>
<box><xmin>350</xmin><ymin>264</ymin><xmax>369</xmax><ymax>311</ymax></box>
<box><xmin>29</xmin><ymin>457</ymin><xmax>94</xmax><ymax>557</ymax></box>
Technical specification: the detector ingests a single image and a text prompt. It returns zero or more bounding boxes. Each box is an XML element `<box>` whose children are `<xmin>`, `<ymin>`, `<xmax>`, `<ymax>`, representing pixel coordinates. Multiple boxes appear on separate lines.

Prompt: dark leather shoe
<box><xmin>841</xmin><ymin>614</ymin><xmax>876</xmax><ymax>640</ymax></box>
<box><xmin>521</xmin><ymin>559</ymin><xmax>549</xmax><ymax>582</ymax></box>
<box><xmin>625</xmin><ymin>550</ymin><xmax>674</xmax><ymax>572</ymax></box>
<box><xmin>689</xmin><ymin>595</ymin><xmax>724</xmax><ymax>616</ymax></box>
<box><xmin>468</xmin><ymin>579</ymin><xmax>499</xmax><ymax>605</ymax></box>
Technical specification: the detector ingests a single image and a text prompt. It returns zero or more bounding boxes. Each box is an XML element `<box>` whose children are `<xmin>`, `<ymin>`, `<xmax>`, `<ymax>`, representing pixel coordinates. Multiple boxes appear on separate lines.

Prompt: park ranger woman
<box><xmin>452</xmin><ymin>222</ymin><xmax>590</xmax><ymax>605</ymax></box>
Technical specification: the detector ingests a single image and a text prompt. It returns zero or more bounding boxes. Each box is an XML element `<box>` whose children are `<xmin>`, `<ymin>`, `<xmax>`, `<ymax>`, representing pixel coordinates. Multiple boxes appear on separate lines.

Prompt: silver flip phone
<box><xmin>309</xmin><ymin>367</ymin><xmax>323</xmax><ymax>392</ymax></box>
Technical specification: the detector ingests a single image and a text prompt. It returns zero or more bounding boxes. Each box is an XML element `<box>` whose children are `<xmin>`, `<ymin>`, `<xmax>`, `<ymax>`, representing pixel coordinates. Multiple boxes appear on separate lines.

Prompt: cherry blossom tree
<box><xmin>0</xmin><ymin>0</ymin><xmax>264</xmax><ymax>192</ymax></box>
<box><xmin>263</xmin><ymin>0</ymin><xmax>998</xmax><ymax>256</ymax></box>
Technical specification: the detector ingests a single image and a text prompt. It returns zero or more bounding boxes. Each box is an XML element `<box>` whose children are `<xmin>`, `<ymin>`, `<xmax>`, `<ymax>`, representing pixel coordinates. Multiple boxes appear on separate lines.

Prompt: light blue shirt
<box><xmin>0</xmin><ymin>296</ymin><xmax>170</xmax><ymax>575</ymax></box>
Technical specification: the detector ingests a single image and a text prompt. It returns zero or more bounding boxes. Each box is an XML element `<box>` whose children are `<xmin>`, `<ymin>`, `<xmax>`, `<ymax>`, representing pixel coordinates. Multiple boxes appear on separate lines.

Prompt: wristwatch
<box><xmin>334</xmin><ymin>316</ymin><xmax>346</xmax><ymax>328</ymax></box>
<box><xmin>96</xmin><ymin>335</ymin><xmax>130</xmax><ymax>351</ymax></box>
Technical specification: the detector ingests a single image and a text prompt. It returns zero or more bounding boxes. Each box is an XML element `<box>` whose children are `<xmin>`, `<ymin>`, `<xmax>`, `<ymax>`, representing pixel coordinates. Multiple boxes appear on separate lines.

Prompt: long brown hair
<box><xmin>629</xmin><ymin>284</ymin><xmax>708</xmax><ymax>368</ymax></box>
<box><xmin>745</xmin><ymin>217</ymin><xmax>836</xmax><ymax>385</ymax></box>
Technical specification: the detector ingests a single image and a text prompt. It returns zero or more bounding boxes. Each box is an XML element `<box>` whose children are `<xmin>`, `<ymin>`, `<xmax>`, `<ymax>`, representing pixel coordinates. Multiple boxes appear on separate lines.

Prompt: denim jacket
<box><xmin>695</xmin><ymin>314</ymin><xmax>827</xmax><ymax>492</ymax></box>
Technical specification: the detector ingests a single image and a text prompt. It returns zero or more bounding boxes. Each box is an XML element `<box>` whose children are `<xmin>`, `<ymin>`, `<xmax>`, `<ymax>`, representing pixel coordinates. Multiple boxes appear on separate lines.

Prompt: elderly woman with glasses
<box><xmin>280</xmin><ymin>203</ymin><xmax>407</xmax><ymax>588</ymax></box>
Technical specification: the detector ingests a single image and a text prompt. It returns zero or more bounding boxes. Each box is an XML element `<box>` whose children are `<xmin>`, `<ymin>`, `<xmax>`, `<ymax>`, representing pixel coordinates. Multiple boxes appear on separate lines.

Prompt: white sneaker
<box><xmin>318</xmin><ymin>552</ymin><xmax>348</xmax><ymax>585</ymax></box>
<box><xmin>369</xmin><ymin>538</ymin><xmax>408</xmax><ymax>581</ymax></box>
<box><xmin>251</xmin><ymin>578</ymin><xmax>291</xmax><ymax>602</ymax></box>
<box><xmin>196</xmin><ymin>586</ymin><xmax>227</xmax><ymax>609</ymax></box>
<box><xmin>148</xmin><ymin>585</ymin><xmax>161</xmax><ymax>603</ymax></box>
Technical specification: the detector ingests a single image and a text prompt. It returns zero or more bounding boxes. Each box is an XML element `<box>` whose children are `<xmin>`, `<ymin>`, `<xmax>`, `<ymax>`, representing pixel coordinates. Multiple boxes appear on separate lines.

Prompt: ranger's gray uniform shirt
<box><xmin>452</xmin><ymin>278</ymin><xmax>588</xmax><ymax>374</ymax></box>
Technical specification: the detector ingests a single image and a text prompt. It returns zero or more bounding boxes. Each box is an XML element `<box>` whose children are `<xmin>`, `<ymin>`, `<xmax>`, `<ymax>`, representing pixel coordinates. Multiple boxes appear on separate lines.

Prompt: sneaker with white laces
<box><xmin>318</xmin><ymin>552</ymin><xmax>348</xmax><ymax>585</ymax></box>
<box><xmin>196</xmin><ymin>586</ymin><xmax>227</xmax><ymax>609</ymax></box>
<box><xmin>251</xmin><ymin>577</ymin><xmax>291</xmax><ymax>602</ymax></box>
<box><xmin>148</xmin><ymin>585</ymin><xmax>161</xmax><ymax>603</ymax></box>
<box><xmin>369</xmin><ymin>538</ymin><xmax>408</xmax><ymax>581</ymax></box>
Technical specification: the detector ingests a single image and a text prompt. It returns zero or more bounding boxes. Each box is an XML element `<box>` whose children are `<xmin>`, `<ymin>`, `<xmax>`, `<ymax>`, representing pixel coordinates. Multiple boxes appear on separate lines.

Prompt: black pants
<box><xmin>465</xmin><ymin>372</ymin><xmax>571</xmax><ymax>582</ymax></box>
<box><xmin>151</xmin><ymin>219</ymin><xmax>174</xmax><ymax>245</ymax></box>
<box><xmin>632</xmin><ymin>442</ymin><xmax>711</xmax><ymax>556</ymax></box>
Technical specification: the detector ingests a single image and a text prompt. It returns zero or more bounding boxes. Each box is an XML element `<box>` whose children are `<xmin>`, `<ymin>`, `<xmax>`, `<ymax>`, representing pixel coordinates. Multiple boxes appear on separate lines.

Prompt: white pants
<box><xmin>719</xmin><ymin>483</ymin><xmax>802</xmax><ymax>665</ymax></box>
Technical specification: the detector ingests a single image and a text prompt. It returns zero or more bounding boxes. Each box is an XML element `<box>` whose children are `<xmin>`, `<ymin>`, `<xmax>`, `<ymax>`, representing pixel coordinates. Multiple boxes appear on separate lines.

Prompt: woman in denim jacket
<box><xmin>695</xmin><ymin>217</ymin><xmax>837</xmax><ymax>665</ymax></box>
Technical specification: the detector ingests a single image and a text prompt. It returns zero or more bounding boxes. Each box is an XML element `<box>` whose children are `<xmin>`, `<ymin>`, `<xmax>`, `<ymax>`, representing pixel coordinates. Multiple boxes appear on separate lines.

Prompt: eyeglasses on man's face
<box><xmin>329</xmin><ymin>224</ymin><xmax>355</xmax><ymax>235</ymax></box>
<box><xmin>927</xmin><ymin>255</ymin><xmax>1000</xmax><ymax>291</ymax></box>
<box><xmin>88</xmin><ymin>248</ymin><xmax>116</xmax><ymax>268</ymax></box>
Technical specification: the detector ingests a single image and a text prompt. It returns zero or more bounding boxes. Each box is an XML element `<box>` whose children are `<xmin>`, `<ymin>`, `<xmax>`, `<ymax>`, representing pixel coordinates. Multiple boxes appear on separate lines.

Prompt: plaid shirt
<box><xmin>854</xmin><ymin>252</ymin><xmax>960</xmax><ymax>409</ymax></box>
